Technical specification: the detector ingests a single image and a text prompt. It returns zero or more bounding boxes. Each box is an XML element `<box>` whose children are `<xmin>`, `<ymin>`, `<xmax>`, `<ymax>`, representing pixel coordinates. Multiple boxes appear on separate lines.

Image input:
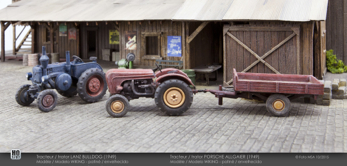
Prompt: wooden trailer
<box><xmin>197</xmin><ymin>69</ymin><xmax>324</xmax><ymax>117</ymax></box>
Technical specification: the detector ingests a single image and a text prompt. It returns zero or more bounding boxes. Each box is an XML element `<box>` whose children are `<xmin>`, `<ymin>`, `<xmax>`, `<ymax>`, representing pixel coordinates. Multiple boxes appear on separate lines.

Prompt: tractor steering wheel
<box><xmin>72</xmin><ymin>55</ymin><xmax>83</xmax><ymax>64</ymax></box>
<box><xmin>154</xmin><ymin>63</ymin><xmax>162</xmax><ymax>73</ymax></box>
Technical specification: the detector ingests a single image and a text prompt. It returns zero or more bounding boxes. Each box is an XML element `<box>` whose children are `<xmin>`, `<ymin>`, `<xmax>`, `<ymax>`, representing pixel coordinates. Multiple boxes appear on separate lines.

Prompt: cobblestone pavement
<box><xmin>0</xmin><ymin>60</ymin><xmax>346</xmax><ymax>153</ymax></box>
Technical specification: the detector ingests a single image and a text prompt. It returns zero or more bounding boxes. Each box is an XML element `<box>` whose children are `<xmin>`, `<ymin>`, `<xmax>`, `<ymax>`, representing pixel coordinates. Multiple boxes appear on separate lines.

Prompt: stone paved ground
<box><xmin>0</xmin><ymin>60</ymin><xmax>346</xmax><ymax>153</ymax></box>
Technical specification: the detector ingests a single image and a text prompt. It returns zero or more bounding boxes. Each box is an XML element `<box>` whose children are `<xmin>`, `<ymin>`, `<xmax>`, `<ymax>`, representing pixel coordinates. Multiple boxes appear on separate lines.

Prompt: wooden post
<box><xmin>1</xmin><ymin>22</ymin><xmax>5</xmax><ymax>62</ymax></box>
<box><xmin>185</xmin><ymin>22</ymin><xmax>190</xmax><ymax>69</ymax></box>
<box><xmin>77</xmin><ymin>28</ymin><xmax>80</xmax><ymax>56</ymax></box>
<box><xmin>13</xmin><ymin>25</ymin><xmax>16</xmax><ymax>55</ymax></box>
<box><xmin>31</xmin><ymin>25</ymin><xmax>35</xmax><ymax>53</ymax></box>
<box><xmin>50</xmin><ymin>24</ymin><xmax>54</xmax><ymax>53</ymax></box>
<box><xmin>1</xmin><ymin>22</ymin><xmax>10</xmax><ymax>62</ymax></box>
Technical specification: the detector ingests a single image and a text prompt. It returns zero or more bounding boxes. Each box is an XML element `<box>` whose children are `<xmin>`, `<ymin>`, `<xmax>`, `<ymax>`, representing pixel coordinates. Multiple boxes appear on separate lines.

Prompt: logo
<box><xmin>11</xmin><ymin>149</ymin><xmax>21</xmax><ymax>160</ymax></box>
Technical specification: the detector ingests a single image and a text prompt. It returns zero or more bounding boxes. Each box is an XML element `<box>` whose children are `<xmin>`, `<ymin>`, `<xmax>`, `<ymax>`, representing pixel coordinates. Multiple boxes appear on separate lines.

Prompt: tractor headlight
<box><xmin>41</xmin><ymin>76</ymin><xmax>49</xmax><ymax>83</ymax></box>
<box><xmin>26</xmin><ymin>72</ymin><xmax>32</xmax><ymax>80</ymax></box>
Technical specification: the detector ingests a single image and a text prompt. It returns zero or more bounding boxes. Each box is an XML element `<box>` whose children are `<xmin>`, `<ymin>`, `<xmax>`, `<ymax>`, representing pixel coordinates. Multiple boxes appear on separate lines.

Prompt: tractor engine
<box><xmin>121</xmin><ymin>79</ymin><xmax>155</xmax><ymax>99</ymax></box>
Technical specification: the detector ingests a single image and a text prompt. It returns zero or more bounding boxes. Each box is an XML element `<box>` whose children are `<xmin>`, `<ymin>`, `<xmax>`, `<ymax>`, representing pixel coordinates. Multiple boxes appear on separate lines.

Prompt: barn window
<box><xmin>141</xmin><ymin>32</ymin><xmax>162</xmax><ymax>60</ymax></box>
<box><xmin>146</xmin><ymin>36</ymin><xmax>158</xmax><ymax>55</ymax></box>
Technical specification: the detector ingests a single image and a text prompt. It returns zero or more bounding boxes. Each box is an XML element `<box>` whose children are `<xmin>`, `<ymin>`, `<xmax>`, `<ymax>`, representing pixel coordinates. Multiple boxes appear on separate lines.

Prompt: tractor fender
<box><xmin>71</xmin><ymin>63</ymin><xmax>103</xmax><ymax>78</ymax></box>
<box><xmin>156</xmin><ymin>73</ymin><xmax>195</xmax><ymax>88</ymax></box>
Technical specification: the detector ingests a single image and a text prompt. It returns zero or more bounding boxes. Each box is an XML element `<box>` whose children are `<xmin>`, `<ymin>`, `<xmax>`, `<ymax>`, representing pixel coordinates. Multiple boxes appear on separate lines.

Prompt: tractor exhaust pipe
<box><xmin>65</xmin><ymin>51</ymin><xmax>71</xmax><ymax>72</ymax></box>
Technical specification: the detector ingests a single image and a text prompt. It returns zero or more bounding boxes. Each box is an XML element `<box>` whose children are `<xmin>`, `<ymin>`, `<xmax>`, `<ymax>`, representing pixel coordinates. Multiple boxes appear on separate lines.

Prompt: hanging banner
<box><xmin>167</xmin><ymin>36</ymin><xmax>182</xmax><ymax>57</ymax></box>
<box><xmin>125</xmin><ymin>31</ymin><xmax>137</xmax><ymax>50</ymax></box>
<box><xmin>68</xmin><ymin>28</ymin><xmax>76</xmax><ymax>40</ymax></box>
<box><xmin>59</xmin><ymin>24</ymin><xmax>67</xmax><ymax>36</ymax></box>
<box><xmin>109</xmin><ymin>30</ymin><xmax>119</xmax><ymax>44</ymax></box>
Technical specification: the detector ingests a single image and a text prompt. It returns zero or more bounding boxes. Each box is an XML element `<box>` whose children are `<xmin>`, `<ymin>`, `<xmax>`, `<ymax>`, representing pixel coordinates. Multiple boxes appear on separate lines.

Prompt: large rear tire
<box><xmin>77</xmin><ymin>68</ymin><xmax>107</xmax><ymax>103</ymax></box>
<box><xmin>266</xmin><ymin>94</ymin><xmax>291</xmax><ymax>117</ymax></box>
<box><xmin>154</xmin><ymin>79</ymin><xmax>193</xmax><ymax>116</ymax></box>
<box><xmin>106</xmin><ymin>95</ymin><xmax>129</xmax><ymax>117</ymax></box>
<box><xmin>15</xmin><ymin>84</ymin><xmax>35</xmax><ymax>106</ymax></box>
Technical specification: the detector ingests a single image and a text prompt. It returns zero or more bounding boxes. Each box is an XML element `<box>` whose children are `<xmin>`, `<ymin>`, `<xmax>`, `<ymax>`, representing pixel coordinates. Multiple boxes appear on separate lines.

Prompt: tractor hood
<box><xmin>106</xmin><ymin>69</ymin><xmax>155</xmax><ymax>94</ymax></box>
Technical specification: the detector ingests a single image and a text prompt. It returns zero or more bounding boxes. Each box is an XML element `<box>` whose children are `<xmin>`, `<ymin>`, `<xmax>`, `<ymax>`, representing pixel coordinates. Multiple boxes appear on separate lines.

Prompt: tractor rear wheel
<box><xmin>15</xmin><ymin>84</ymin><xmax>35</xmax><ymax>106</ymax></box>
<box><xmin>154</xmin><ymin>79</ymin><xmax>193</xmax><ymax>116</ymax></box>
<box><xmin>37</xmin><ymin>89</ymin><xmax>58</xmax><ymax>112</ymax></box>
<box><xmin>77</xmin><ymin>68</ymin><xmax>107</xmax><ymax>103</ymax></box>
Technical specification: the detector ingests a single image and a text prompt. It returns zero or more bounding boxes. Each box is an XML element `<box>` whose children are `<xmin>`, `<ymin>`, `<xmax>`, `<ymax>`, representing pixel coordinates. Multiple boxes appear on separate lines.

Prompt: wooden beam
<box><xmin>111</xmin><ymin>22</ymin><xmax>119</xmax><ymax>31</ymax></box>
<box><xmin>185</xmin><ymin>22</ymin><xmax>190</xmax><ymax>69</ymax></box>
<box><xmin>31</xmin><ymin>28</ymin><xmax>35</xmax><ymax>53</ymax></box>
<box><xmin>13</xmin><ymin>25</ymin><xmax>16</xmax><ymax>55</ymax></box>
<box><xmin>1</xmin><ymin>22</ymin><xmax>5</xmax><ymax>62</ymax></box>
<box><xmin>50</xmin><ymin>24</ymin><xmax>54</xmax><ymax>53</ymax></box>
<box><xmin>187</xmin><ymin>22</ymin><xmax>208</xmax><ymax>43</ymax></box>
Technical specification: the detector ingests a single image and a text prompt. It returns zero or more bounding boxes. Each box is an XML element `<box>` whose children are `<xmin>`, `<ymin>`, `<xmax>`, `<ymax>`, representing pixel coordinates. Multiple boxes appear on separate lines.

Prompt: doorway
<box><xmin>87</xmin><ymin>30</ymin><xmax>97</xmax><ymax>58</ymax></box>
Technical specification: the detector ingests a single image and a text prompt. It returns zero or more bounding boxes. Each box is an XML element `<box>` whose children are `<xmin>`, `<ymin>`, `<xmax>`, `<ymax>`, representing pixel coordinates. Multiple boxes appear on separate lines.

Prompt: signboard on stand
<box><xmin>167</xmin><ymin>36</ymin><xmax>182</xmax><ymax>57</ymax></box>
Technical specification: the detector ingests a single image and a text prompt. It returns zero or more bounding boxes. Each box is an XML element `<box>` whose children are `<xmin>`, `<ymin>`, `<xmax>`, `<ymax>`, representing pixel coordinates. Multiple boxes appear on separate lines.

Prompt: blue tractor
<box><xmin>15</xmin><ymin>46</ymin><xmax>107</xmax><ymax>112</ymax></box>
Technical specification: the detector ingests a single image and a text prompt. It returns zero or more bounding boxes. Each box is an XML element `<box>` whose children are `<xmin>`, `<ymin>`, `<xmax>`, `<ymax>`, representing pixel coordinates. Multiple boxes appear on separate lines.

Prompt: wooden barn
<box><xmin>0</xmin><ymin>0</ymin><xmax>328</xmax><ymax>86</ymax></box>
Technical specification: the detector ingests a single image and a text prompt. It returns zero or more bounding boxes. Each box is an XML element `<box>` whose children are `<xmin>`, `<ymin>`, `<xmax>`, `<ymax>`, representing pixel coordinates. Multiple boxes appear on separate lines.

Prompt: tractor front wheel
<box><xmin>37</xmin><ymin>89</ymin><xmax>58</xmax><ymax>112</ymax></box>
<box><xmin>15</xmin><ymin>84</ymin><xmax>35</xmax><ymax>106</ymax></box>
<box><xmin>77</xmin><ymin>68</ymin><xmax>107</xmax><ymax>103</ymax></box>
<box><xmin>106</xmin><ymin>95</ymin><xmax>129</xmax><ymax>117</ymax></box>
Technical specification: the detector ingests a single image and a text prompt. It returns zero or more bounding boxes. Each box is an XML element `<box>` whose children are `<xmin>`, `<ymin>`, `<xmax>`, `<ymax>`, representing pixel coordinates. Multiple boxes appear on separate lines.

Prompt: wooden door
<box><xmin>223</xmin><ymin>25</ymin><xmax>301</xmax><ymax>87</ymax></box>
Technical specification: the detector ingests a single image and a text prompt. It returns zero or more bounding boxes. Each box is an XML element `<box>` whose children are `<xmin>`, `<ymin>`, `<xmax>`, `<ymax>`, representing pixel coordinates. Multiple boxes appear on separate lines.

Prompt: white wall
<box><xmin>0</xmin><ymin>0</ymin><xmax>30</xmax><ymax>52</ymax></box>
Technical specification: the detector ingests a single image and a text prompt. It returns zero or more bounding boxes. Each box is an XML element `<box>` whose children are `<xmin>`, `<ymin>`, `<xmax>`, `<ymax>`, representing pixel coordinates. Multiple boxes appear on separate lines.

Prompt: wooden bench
<box><xmin>155</xmin><ymin>59</ymin><xmax>183</xmax><ymax>69</ymax></box>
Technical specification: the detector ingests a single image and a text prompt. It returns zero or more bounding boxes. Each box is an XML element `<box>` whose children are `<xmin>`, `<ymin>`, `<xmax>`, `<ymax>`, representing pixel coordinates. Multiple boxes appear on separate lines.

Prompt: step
<box><xmin>22</xmin><ymin>44</ymin><xmax>31</xmax><ymax>46</ymax></box>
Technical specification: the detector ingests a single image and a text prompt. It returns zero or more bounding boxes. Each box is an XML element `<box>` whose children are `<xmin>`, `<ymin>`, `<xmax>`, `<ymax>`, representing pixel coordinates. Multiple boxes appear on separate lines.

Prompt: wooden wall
<box><xmin>223</xmin><ymin>21</ymin><xmax>318</xmax><ymax>86</ymax></box>
<box><xmin>326</xmin><ymin>0</ymin><xmax>346</xmax><ymax>64</ymax></box>
<box><xmin>35</xmin><ymin>23</ymin><xmax>79</xmax><ymax>58</ymax></box>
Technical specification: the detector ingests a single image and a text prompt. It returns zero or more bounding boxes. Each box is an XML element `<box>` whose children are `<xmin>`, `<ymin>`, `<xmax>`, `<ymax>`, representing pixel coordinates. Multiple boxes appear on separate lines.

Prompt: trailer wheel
<box><xmin>37</xmin><ymin>89</ymin><xmax>58</xmax><ymax>112</ymax></box>
<box><xmin>77</xmin><ymin>68</ymin><xmax>107</xmax><ymax>103</ymax></box>
<box><xmin>266</xmin><ymin>94</ymin><xmax>291</xmax><ymax>117</ymax></box>
<box><xmin>106</xmin><ymin>95</ymin><xmax>129</xmax><ymax>117</ymax></box>
<box><xmin>15</xmin><ymin>84</ymin><xmax>35</xmax><ymax>106</ymax></box>
<box><xmin>155</xmin><ymin>79</ymin><xmax>193</xmax><ymax>116</ymax></box>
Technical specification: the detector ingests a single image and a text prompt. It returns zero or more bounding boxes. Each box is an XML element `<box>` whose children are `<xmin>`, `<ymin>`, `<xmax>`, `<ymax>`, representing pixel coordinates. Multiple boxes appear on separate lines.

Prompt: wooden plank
<box><xmin>278</xmin><ymin>31</ymin><xmax>286</xmax><ymax>74</ymax></box>
<box><xmin>302</xmin><ymin>22</ymin><xmax>314</xmax><ymax>75</ymax></box>
<box><xmin>228</xmin><ymin>26</ymin><xmax>294</xmax><ymax>32</ymax></box>
<box><xmin>292</xmin><ymin>27</ymin><xmax>301</xmax><ymax>74</ymax></box>
<box><xmin>337</xmin><ymin>0</ymin><xmax>344</xmax><ymax>61</ymax></box>
<box><xmin>257</xmin><ymin>30</ymin><xmax>265</xmax><ymax>73</ymax></box>
<box><xmin>243</xmin><ymin>28</ymin><xmax>251</xmax><ymax>75</ymax></box>
<box><xmin>187</xmin><ymin>22</ymin><xmax>209</xmax><ymax>43</ymax></box>
<box><xmin>264</xmin><ymin>30</ymin><xmax>271</xmax><ymax>73</ymax></box>
<box><xmin>236</xmin><ymin>29</ymin><xmax>243</xmax><ymax>73</ymax></box>
<box><xmin>250</xmin><ymin>30</ymin><xmax>257</xmax><ymax>73</ymax></box>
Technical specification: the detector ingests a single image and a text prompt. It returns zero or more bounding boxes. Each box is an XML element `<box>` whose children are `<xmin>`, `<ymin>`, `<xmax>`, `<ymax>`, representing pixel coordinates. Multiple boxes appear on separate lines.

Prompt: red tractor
<box><xmin>105</xmin><ymin>63</ymin><xmax>195</xmax><ymax>117</ymax></box>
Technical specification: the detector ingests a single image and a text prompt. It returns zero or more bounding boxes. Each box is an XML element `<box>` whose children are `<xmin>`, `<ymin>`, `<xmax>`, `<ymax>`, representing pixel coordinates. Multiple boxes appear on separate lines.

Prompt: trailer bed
<box><xmin>233</xmin><ymin>69</ymin><xmax>324</xmax><ymax>95</ymax></box>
